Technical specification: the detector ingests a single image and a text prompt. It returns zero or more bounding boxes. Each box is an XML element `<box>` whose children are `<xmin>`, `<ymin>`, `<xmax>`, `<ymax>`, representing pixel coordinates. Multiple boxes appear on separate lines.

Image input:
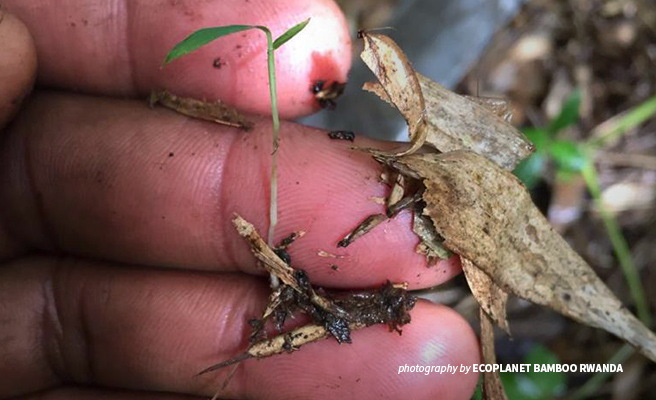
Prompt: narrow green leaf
<box><xmin>548</xmin><ymin>89</ymin><xmax>582</xmax><ymax>135</ymax></box>
<box><xmin>164</xmin><ymin>25</ymin><xmax>254</xmax><ymax>65</ymax></box>
<box><xmin>273</xmin><ymin>18</ymin><xmax>310</xmax><ymax>50</ymax></box>
<box><xmin>549</xmin><ymin>140</ymin><xmax>588</xmax><ymax>173</ymax></box>
<box><xmin>588</xmin><ymin>94</ymin><xmax>656</xmax><ymax>148</ymax></box>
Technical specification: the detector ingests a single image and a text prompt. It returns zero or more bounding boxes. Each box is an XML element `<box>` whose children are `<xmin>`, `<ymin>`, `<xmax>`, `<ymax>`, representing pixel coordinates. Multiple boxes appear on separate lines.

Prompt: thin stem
<box><xmin>566</xmin><ymin>343</ymin><xmax>634</xmax><ymax>400</ymax></box>
<box><xmin>568</xmin><ymin>95</ymin><xmax>656</xmax><ymax>399</ymax></box>
<box><xmin>581</xmin><ymin>162</ymin><xmax>651</xmax><ymax>325</ymax></box>
<box><xmin>587</xmin><ymin>95</ymin><xmax>656</xmax><ymax>148</ymax></box>
<box><xmin>262</xmin><ymin>28</ymin><xmax>280</xmax><ymax>288</ymax></box>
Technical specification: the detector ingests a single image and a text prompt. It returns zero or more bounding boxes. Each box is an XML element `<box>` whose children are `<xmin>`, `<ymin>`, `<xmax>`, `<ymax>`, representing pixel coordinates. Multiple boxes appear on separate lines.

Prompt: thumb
<box><xmin>0</xmin><ymin>6</ymin><xmax>37</xmax><ymax>128</ymax></box>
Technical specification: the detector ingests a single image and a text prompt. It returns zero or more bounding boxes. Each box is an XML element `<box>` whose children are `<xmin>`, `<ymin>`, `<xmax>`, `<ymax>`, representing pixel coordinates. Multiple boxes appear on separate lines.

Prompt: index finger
<box><xmin>2</xmin><ymin>0</ymin><xmax>352</xmax><ymax>118</ymax></box>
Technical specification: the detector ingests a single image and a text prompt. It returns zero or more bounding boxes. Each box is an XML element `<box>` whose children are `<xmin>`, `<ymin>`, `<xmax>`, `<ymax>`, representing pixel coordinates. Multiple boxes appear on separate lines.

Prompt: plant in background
<box><xmin>162</xmin><ymin>19</ymin><xmax>310</xmax><ymax>287</ymax></box>
<box><xmin>513</xmin><ymin>91</ymin><xmax>656</xmax><ymax>399</ymax></box>
<box><xmin>501</xmin><ymin>345</ymin><xmax>566</xmax><ymax>400</ymax></box>
<box><xmin>513</xmin><ymin>90</ymin><xmax>653</xmax><ymax>326</ymax></box>
<box><xmin>513</xmin><ymin>90</ymin><xmax>586</xmax><ymax>191</ymax></box>
<box><xmin>470</xmin><ymin>344</ymin><xmax>566</xmax><ymax>400</ymax></box>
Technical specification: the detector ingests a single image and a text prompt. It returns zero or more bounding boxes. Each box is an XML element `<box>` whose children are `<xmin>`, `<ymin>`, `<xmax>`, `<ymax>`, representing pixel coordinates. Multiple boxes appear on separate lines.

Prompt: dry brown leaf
<box><xmin>337</xmin><ymin>213</ymin><xmax>387</xmax><ymax>248</ymax></box>
<box><xmin>369</xmin><ymin>196</ymin><xmax>386</xmax><ymax>205</ymax></box>
<box><xmin>199</xmin><ymin>321</ymin><xmax>367</xmax><ymax>375</ymax></box>
<box><xmin>480</xmin><ymin>309</ymin><xmax>508</xmax><ymax>400</ymax></box>
<box><xmin>232</xmin><ymin>214</ymin><xmax>299</xmax><ymax>289</ymax></box>
<box><xmin>359</xmin><ymin>32</ymin><xmax>428</xmax><ymax>156</ymax></box>
<box><xmin>412</xmin><ymin>212</ymin><xmax>451</xmax><ymax>263</ymax></box>
<box><xmin>387</xmin><ymin>150</ymin><xmax>656</xmax><ymax>362</ymax></box>
<box><xmin>464</xmin><ymin>95</ymin><xmax>513</xmax><ymax>122</ymax></box>
<box><xmin>462</xmin><ymin>258</ymin><xmax>510</xmax><ymax>336</ymax></box>
<box><xmin>387</xmin><ymin>173</ymin><xmax>405</xmax><ymax>208</ymax></box>
<box><xmin>317</xmin><ymin>250</ymin><xmax>342</xmax><ymax>258</ymax></box>
<box><xmin>149</xmin><ymin>90</ymin><xmax>252</xmax><ymax>130</ymax></box>
<box><xmin>233</xmin><ymin>214</ymin><xmax>351</xmax><ymax>319</ymax></box>
<box><xmin>365</xmin><ymin>74</ymin><xmax>533</xmax><ymax>170</ymax></box>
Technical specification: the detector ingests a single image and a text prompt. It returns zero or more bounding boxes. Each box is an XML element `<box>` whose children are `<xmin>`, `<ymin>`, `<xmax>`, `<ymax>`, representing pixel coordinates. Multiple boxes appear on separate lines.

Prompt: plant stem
<box><xmin>569</xmin><ymin>95</ymin><xmax>656</xmax><ymax>398</ymax></box>
<box><xmin>263</xmin><ymin>28</ymin><xmax>280</xmax><ymax>288</ymax></box>
<box><xmin>588</xmin><ymin>95</ymin><xmax>656</xmax><ymax>148</ymax></box>
<box><xmin>566</xmin><ymin>343</ymin><xmax>634</xmax><ymax>400</ymax></box>
<box><xmin>581</xmin><ymin>162</ymin><xmax>651</xmax><ymax>325</ymax></box>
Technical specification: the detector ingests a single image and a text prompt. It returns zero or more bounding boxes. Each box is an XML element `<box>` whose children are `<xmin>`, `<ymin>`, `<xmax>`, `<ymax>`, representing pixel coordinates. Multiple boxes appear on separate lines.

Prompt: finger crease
<box><xmin>217</xmin><ymin>132</ymin><xmax>243</xmax><ymax>270</ymax></box>
<box><xmin>23</xmin><ymin>128</ymin><xmax>62</xmax><ymax>251</ymax></box>
<box><xmin>40</xmin><ymin>258</ymin><xmax>66</xmax><ymax>382</ymax></box>
<box><xmin>42</xmin><ymin>258</ymin><xmax>97</xmax><ymax>384</ymax></box>
<box><xmin>123</xmin><ymin>0</ymin><xmax>140</xmax><ymax>95</ymax></box>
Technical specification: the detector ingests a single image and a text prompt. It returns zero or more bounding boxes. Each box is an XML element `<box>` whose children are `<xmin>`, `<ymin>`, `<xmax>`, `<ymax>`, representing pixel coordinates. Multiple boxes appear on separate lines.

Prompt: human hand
<box><xmin>0</xmin><ymin>1</ymin><xmax>479</xmax><ymax>399</ymax></box>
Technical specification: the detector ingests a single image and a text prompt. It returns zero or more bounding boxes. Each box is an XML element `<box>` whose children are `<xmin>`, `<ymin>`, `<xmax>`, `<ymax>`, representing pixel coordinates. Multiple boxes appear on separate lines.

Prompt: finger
<box><xmin>0</xmin><ymin>7</ymin><xmax>37</xmax><ymax>128</ymax></box>
<box><xmin>2</xmin><ymin>0</ymin><xmax>351</xmax><ymax>118</ymax></box>
<box><xmin>0</xmin><ymin>92</ymin><xmax>460</xmax><ymax>289</ymax></box>
<box><xmin>0</xmin><ymin>8</ymin><xmax>36</xmax><ymax>259</ymax></box>
<box><xmin>0</xmin><ymin>258</ymin><xmax>479</xmax><ymax>400</ymax></box>
<box><xmin>15</xmin><ymin>387</ymin><xmax>201</xmax><ymax>400</ymax></box>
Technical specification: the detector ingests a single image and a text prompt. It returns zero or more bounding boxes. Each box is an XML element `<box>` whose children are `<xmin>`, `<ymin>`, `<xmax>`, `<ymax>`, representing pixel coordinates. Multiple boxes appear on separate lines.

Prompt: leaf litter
<box><xmin>340</xmin><ymin>31</ymin><xmax>656</xmax><ymax>399</ymax></box>
<box><xmin>198</xmin><ymin>215</ymin><xmax>416</xmax><ymax>389</ymax></box>
<box><xmin>149</xmin><ymin>89</ymin><xmax>252</xmax><ymax>130</ymax></box>
<box><xmin>154</xmin><ymin>26</ymin><xmax>656</xmax><ymax>400</ymax></box>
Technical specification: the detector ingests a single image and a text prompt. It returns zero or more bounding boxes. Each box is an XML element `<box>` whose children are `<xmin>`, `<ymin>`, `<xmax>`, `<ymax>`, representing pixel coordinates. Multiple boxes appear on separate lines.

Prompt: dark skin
<box><xmin>0</xmin><ymin>1</ymin><xmax>479</xmax><ymax>399</ymax></box>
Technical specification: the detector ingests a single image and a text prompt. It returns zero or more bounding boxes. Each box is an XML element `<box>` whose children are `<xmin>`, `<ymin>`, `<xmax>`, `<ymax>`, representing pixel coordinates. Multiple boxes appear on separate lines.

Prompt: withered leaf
<box><xmin>233</xmin><ymin>214</ymin><xmax>299</xmax><ymax>289</ymax></box>
<box><xmin>246</xmin><ymin>322</ymin><xmax>365</xmax><ymax>359</ymax></box>
<box><xmin>462</xmin><ymin>258</ymin><xmax>510</xmax><ymax>336</ymax></box>
<box><xmin>359</xmin><ymin>32</ymin><xmax>428</xmax><ymax>156</ymax></box>
<box><xmin>233</xmin><ymin>214</ymin><xmax>350</xmax><ymax>319</ymax></box>
<box><xmin>149</xmin><ymin>89</ymin><xmax>252</xmax><ymax>130</ymax></box>
<box><xmin>337</xmin><ymin>213</ymin><xmax>387</xmax><ymax>248</ymax></box>
<box><xmin>199</xmin><ymin>321</ymin><xmax>367</xmax><ymax>375</ymax></box>
<box><xmin>365</xmin><ymin>74</ymin><xmax>533</xmax><ymax>170</ymax></box>
<box><xmin>480</xmin><ymin>309</ymin><xmax>508</xmax><ymax>400</ymax></box>
<box><xmin>202</xmin><ymin>213</ymin><xmax>417</xmax><ymax>374</ymax></box>
<box><xmin>389</xmin><ymin>150</ymin><xmax>656</xmax><ymax>362</ymax></box>
<box><xmin>412</xmin><ymin>213</ymin><xmax>451</xmax><ymax>263</ymax></box>
<box><xmin>464</xmin><ymin>95</ymin><xmax>513</xmax><ymax>122</ymax></box>
<box><xmin>387</xmin><ymin>172</ymin><xmax>405</xmax><ymax>209</ymax></box>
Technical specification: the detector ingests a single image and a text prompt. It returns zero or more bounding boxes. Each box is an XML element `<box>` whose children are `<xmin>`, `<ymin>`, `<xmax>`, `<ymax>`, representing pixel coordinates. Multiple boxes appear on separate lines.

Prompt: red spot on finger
<box><xmin>309</xmin><ymin>51</ymin><xmax>347</xmax><ymax>110</ymax></box>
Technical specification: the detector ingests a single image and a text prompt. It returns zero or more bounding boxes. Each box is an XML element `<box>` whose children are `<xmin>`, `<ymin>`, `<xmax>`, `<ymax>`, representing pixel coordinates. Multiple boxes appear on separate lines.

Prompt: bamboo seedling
<box><xmin>161</xmin><ymin>19</ymin><xmax>310</xmax><ymax>288</ymax></box>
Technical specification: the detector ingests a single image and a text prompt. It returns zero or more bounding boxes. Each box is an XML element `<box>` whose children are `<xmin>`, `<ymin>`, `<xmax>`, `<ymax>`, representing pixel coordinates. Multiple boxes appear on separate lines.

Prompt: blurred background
<box><xmin>304</xmin><ymin>0</ymin><xmax>656</xmax><ymax>398</ymax></box>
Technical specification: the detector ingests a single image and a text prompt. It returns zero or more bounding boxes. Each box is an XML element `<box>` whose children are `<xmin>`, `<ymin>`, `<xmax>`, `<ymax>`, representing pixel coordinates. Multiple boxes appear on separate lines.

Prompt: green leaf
<box><xmin>522</xmin><ymin>127</ymin><xmax>550</xmax><ymax>152</ymax></box>
<box><xmin>524</xmin><ymin>345</ymin><xmax>567</xmax><ymax>398</ymax></box>
<box><xmin>588</xmin><ymin>94</ymin><xmax>656</xmax><ymax>148</ymax></box>
<box><xmin>514</xmin><ymin>127</ymin><xmax>549</xmax><ymax>190</ymax></box>
<box><xmin>164</xmin><ymin>25</ymin><xmax>254</xmax><ymax>65</ymax></box>
<box><xmin>548</xmin><ymin>89</ymin><xmax>582</xmax><ymax>135</ymax></box>
<box><xmin>514</xmin><ymin>152</ymin><xmax>547</xmax><ymax>190</ymax></box>
<box><xmin>549</xmin><ymin>140</ymin><xmax>589</xmax><ymax>173</ymax></box>
<box><xmin>501</xmin><ymin>345</ymin><xmax>567</xmax><ymax>400</ymax></box>
<box><xmin>273</xmin><ymin>18</ymin><xmax>310</xmax><ymax>50</ymax></box>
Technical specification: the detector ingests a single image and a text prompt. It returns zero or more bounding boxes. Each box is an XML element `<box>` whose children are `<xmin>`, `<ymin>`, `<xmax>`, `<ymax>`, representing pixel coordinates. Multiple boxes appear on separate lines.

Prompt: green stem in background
<box><xmin>565</xmin><ymin>95</ymin><xmax>656</xmax><ymax>399</ymax></box>
<box><xmin>582</xmin><ymin>94</ymin><xmax>656</xmax><ymax>326</ymax></box>
<box><xmin>588</xmin><ymin>95</ymin><xmax>656</xmax><ymax>148</ymax></box>
<box><xmin>581</xmin><ymin>162</ymin><xmax>651</xmax><ymax>325</ymax></box>
<box><xmin>583</xmin><ymin>95</ymin><xmax>656</xmax><ymax>326</ymax></box>
<box><xmin>566</xmin><ymin>343</ymin><xmax>634</xmax><ymax>400</ymax></box>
